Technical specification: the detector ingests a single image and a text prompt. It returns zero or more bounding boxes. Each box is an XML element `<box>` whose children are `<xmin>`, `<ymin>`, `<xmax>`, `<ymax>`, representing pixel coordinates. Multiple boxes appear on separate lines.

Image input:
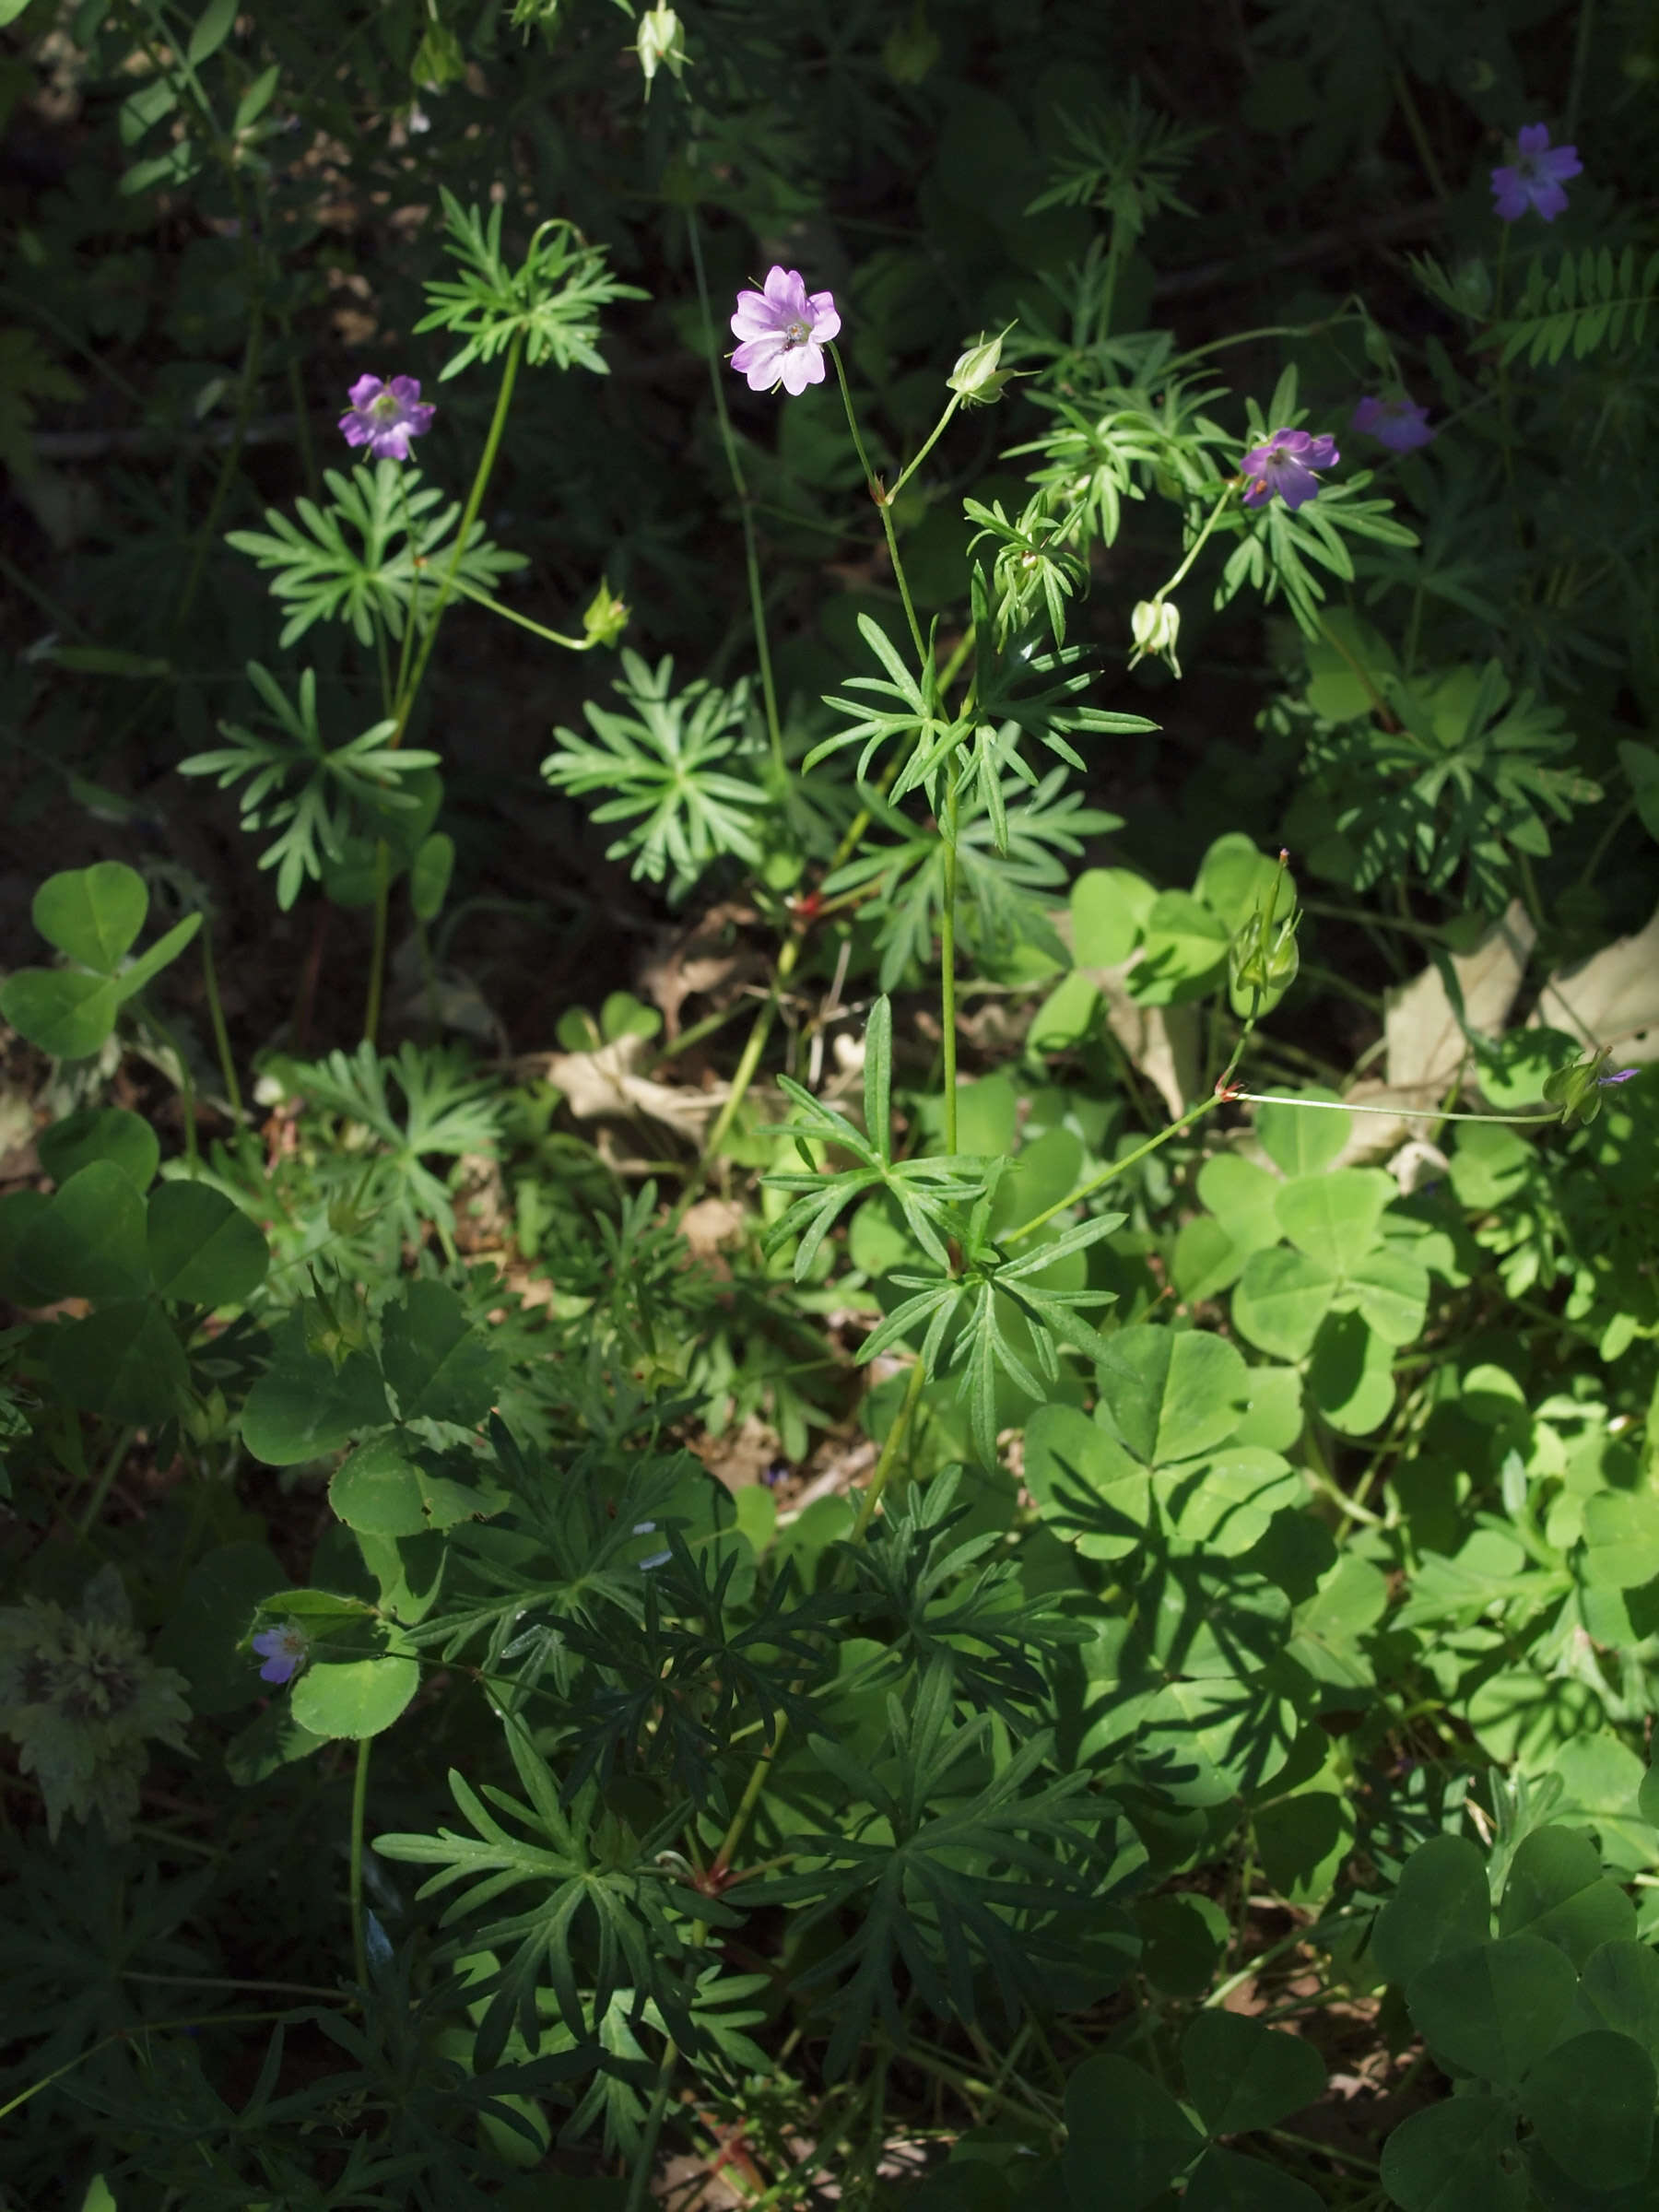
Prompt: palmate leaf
<box><xmin>224</xmin><ymin>461</ymin><xmax>525</xmax><ymax>649</ymax></box>
<box><xmin>761</xmin><ymin>999</ymin><xmax>993</xmax><ymax>1277</ymax></box>
<box><xmin>860</xmin><ymin>1211</ymin><xmax>1124</xmax><ymax>1466</ymax></box>
<box><xmin>415</xmin><ymin>188</ymin><xmax>645</xmax><ymax>380</ymax></box>
<box><xmin>1218</xmin><ymin>469</ymin><xmax>1418</xmax><ymax>638</ymax></box>
<box><xmin>374</xmin><ymin>1712</ymin><xmax>725</xmax><ymax>2070</ymax></box>
<box><xmin>541</xmin><ymin>651</ymin><xmax>769</xmax><ymax>891</ymax></box>
<box><xmin>841</xmin><ymin>1468</ymin><xmax>1092</xmax><ymax>1722</ymax></box>
<box><xmin>807</xmin><ymin>611</ymin><xmax>957</xmax><ymax>783</ymax></box>
<box><xmin>179</xmin><ymin>664</ymin><xmax>441</xmax><ymax>910</ymax></box>
<box><xmin>743</xmin><ymin>1661</ymin><xmax>1103</xmax><ymax>2077</ymax></box>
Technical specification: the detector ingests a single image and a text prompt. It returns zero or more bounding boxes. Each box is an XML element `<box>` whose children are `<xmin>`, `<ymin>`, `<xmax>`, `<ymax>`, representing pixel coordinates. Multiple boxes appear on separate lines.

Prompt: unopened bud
<box><xmin>883</xmin><ymin>6</ymin><xmax>940</xmax><ymax>83</ymax></box>
<box><xmin>582</xmin><ymin>576</ymin><xmax>629</xmax><ymax>647</ymax></box>
<box><xmin>947</xmin><ymin>326</ymin><xmax>1015</xmax><ymax>407</ymax></box>
<box><xmin>637</xmin><ymin>6</ymin><xmax>687</xmax><ymax>93</ymax></box>
<box><xmin>1544</xmin><ymin>1046</ymin><xmax>1637</xmax><ymax>1128</ymax></box>
<box><xmin>1228</xmin><ymin>853</ymin><xmax>1300</xmax><ymax>1018</ymax></box>
<box><xmin>1128</xmin><ymin>596</ymin><xmax>1182</xmax><ymax>677</ymax></box>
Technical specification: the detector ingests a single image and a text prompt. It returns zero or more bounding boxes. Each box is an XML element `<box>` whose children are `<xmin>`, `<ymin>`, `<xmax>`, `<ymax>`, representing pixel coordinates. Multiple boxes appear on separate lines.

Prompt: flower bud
<box><xmin>1228</xmin><ymin>852</ymin><xmax>1300</xmax><ymax>1018</ymax></box>
<box><xmin>637</xmin><ymin>6</ymin><xmax>687</xmax><ymax>93</ymax></box>
<box><xmin>582</xmin><ymin>576</ymin><xmax>629</xmax><ymax>647</ymax></box>
<box><xmin>1128</xmin><ymin>596</ymin><xmax>1182</xmax><ymax>677</ymax></box>
<box><xmin>947</xmin><ymin>327</ymin><xmax>1014</xmax><ymax>407</ymax></box>
<box><xmin>1544</xmin><ymin>1046</ymin><xmax>1636</xmax><ymax>1127</ymax></box>
<box><xmin>883</xmin><ymin>7</ymin><xmax>940</xmax><ymax>83</ymax></box>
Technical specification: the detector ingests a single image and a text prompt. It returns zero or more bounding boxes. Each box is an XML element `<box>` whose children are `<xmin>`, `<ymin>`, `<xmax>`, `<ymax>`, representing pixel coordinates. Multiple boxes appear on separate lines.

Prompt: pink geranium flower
<box><xmin>729</xmin><ymin>267</ymin><xmax>841</xmax><ymax>396</ymax></box>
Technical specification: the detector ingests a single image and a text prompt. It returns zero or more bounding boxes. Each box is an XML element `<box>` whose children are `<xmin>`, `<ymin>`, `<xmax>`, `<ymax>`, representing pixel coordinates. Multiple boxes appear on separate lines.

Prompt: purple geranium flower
<box><xmin>338</xmin><ymin>374</ymin><xmax>436</xmax><ymax>461</ymax></box>
<box><xmin>1351</xmin><ymin>394</ymin><xmax>1434</xmax><ymax>453</ymax></box>
<box><xmin>1239</xmin><ymin>428</ymin><xmax>1339</xmax><ymax>511</ymax></box>
<box><xmin>1490</xmin><ymin>124</ymin><xmax>1582</xmax><ymax>223</ymax></box>
<box><xmin>253</xmin><ymin>1622</ymin><xmax>309</xmax><ymax>1685</ymax></box>
<box><xmin>729</xmin><ymin>266</ymin><xmax>841</xmax><ymax>397</ymax></box>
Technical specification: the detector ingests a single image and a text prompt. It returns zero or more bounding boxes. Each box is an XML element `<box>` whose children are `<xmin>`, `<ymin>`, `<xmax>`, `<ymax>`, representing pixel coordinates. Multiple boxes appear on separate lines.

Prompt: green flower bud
<box><xmin>1128</xmin><ymin>596</ymin><xmax>1182</xmax><ymax>677</ymax></box>
<box><xmin>1228</xmin><ymin>852</ymin><xmax>1300</xmax><ymax>1018</ymax></box>
<box><xmin>947</xmin><ymin>326</ymin><xmax>1015</xmax><ymax>407</ymax></box>
<box><xmin>1543</xmin><ymin>1046</ymin><xmax>1635</xmax><ymax>1127</ymax></box>
<box><xmin>582</xmin><ymin>576</ymin><xmax>629</xmax><ymax>648</ymax></box>
<box><xmin>637</xmin><ymin>6</ymin><xmax>687</xmax><ymax>93</ymax></box>
<box><xmin>883</xmin><ymin>6</ymin><xmax>941</xmax><ymax>83</ymax></box>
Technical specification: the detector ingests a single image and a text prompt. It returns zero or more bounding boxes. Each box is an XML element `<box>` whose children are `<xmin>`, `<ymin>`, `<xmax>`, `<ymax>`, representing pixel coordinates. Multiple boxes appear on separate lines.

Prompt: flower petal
<box><xmin>779</xmin><ymin>345</ymin><xmax>822</xmax><ymax>395</ymax></box>
<box><xmin>1516</xmin><ymin>123</ymin><xmax>1551</xmax><ymax>156</ymax></box>
<box><xmin>347</xmin><ymin>374</ymin><xmax>384</xmax><ymax>410</ymax></box>
<box><xmin>763</xmin><ymin>265</ymin><xmax>808</xmax><ymax>316</ymax></box>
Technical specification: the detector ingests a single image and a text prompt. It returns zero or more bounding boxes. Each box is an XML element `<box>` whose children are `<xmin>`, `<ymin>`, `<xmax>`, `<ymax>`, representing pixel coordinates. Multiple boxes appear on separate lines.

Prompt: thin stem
<box><xmin>278</xmin><ymin>302</ymin><xmax>319</xmax><ymax>502</ymax></box>
<box><xmin>1566</xmin><ymin>0</ymin><xmax>1597</xmax><ymax>141</ymax></box>
<box><xmin>940</xmin><ymin>777</ymin><xmax>960</xmax><ymax>1153</ymax></box>
<box><xmin>1392</xmin><ymin>71</ymin><xmax>1449</xmax><ymax>202</ymax></box>
<box><xmin>394</xmin><ymin>330</ymin><xmax>524</xmax><ymax>738</ymax></box>
<box><xmin>349</xmin><ymin>1737</ymin><xmax>371</xmax><ymax>1991</ymax></box>
<box><xmin>1006</xmin><ymin>1089</ymin><xmax>1219</xmax><ymax>1246</ymax></box>
<box><xmin>625</xmin><ymin>2041</ymin><xmax>679</xmax><ymax>2212</ymax></box>
<box><xmin>122</xmin><ymin>1971</ymin><xmax>348</xmax><ymax>2000</ymax></box>
<box><xmin>849</xmin><ymin>1358</ymin><xmax>928</xmax><ymax>1540</ymax></box>
<box><xmin>142</xmin><ymin>1004</ymin><xmax>198</xmax><ymax>1169</ymax></box>
<box><xmin>1231</xmin><ymin>1088</ymin><xmax>1561</xmax><ymax>1125</ymax></box>
<box><xmin>75</xmin><ymin>1425</ymin><xmax>135</xmax><ymax>1539</ymax></box>
<box><xmin>688</xmin><ymin>212</ymin><xmax>784</xmax><ymax>774</ymax></box>
<box><xmin>1159</xmin><ymin>481</ymin><xmax>1238</xmax><ymax>600</ymax></box>
<box><xmin>887</xmin><ymin>389</ymin><xmax>963</xmax><ymax>501</ymax></box>
<box><xmin>712</xmin><ymin>1716</ymin><xmax>785</xmax><ymax>1875</ymax></box>
<box><xmin>173</xmin><ymin>309</ymin><xmax>264</xmax><ymax>633</ymax></box>
<box><xmin>199</xmin><ymin>921</ymin><xmax>244</xmax><ymax>1129</ymax></box>
<box><xmin>0</xmin><ymin>2011</ymin><xmax>303</xmax><ymax>2123</ymax></box>
<box><xmin>441</xmin><ymin>572</ymin><xmax>589</xmax><ymax>650</ymax></box>
<box><xmin>688</xmin><ymin>928</ymin><xmax>803</xmax><ymax>1182</ymax></box>
<box><xmin>362</xmin><ymin>841</ymin><xmax>392</xmax><ymax>1047</ymax></box>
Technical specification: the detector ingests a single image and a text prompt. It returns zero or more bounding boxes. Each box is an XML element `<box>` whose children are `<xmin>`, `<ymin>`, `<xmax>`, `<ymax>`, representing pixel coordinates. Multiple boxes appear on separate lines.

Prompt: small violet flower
<box><xmin>1490</xmin><ymin>124</ymin><xmax>1583</xmax><ymax>224</ymax></box>
<box><xmin>1599</xmin><ymin>1067</ymin><xmax>1638</xmax><ymax>1087</ymax></box>
<box><xmin>730</xmin><ymin>267</ymin><xmax>841</xmax><ymax>397</ymax></box>
<box><xmin>1351</xmin><ymin>394</ymin><xmax>1434</xmax><ymax>453</ymax></box>
<box><xmin>253</xmin><ymin>1622</ymin><xmax>309</xmax><ymax>1685</ymax></box>
<box><xmin>338</xmin><ymin>374</ymin><xmax>436</xmax><ymax>461</ymax></box>
<box><xmin>1239</xmin><ymin>428</ymin><xmax>1339</xmax><ymax>511</ymax></box>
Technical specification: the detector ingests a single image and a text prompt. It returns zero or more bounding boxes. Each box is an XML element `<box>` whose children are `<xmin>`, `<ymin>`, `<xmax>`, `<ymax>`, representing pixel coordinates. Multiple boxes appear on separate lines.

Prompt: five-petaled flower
<box><xmin>338</xmin><ymin>374</ymin><xmax>436</xmax><ymax>461</ymax></box>
<box><xmin>1239</xmin><ymin>428</ymin><xmax>1339</xmax><ymax>511</ymax></box>
<box><xmin>1351</xmin><ymin>395</ymin><xmax>1434</xmax><ymax>453</ymax></box>
<box><xmin>253</xmin><ymin>1622</ymin><xmax>309</xmax><ymax>1685</ymax></box>
<box><xmin>729</xmin><ymin>267</ymin><xmax>841</xmax><ymax>396</ymax></box>
<box><xmin>1490</xmin><ymin>124</ymin><xmax>1583</xmax><ymax>224</ymax></box>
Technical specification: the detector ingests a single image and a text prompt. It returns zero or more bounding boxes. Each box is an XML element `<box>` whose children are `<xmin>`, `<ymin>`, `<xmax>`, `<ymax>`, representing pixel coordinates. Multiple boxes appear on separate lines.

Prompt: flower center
<box><xmin>370</xmin><ymin>390</ymin><xmax>402</xmax><ymax>419</ymax></box>
<box><xmin>782</xmin><ymin>318</ymin><xmax>811</xmax><ymax>349</ymax></box>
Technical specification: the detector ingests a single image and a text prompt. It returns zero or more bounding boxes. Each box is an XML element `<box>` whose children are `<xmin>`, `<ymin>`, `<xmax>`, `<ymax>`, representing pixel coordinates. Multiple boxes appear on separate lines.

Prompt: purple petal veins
<box><xmin>1239</xmin><ymin>427</ymin><xmax>1340</xmax><ymax>511</ymax></box>
<box><xmin>729</xmin><ymin>265</ymin><xmax>841</xmax><ymax>396</ymax></box>
<box><xmin>252</xmin><ymin>1623</ymin><xmax>309</xmax><ymax>1685</ymax></box>
<box><xmin>338</xmin><ymin>374</ymin><xmax>437</xmax><ymax>460</ymax></box>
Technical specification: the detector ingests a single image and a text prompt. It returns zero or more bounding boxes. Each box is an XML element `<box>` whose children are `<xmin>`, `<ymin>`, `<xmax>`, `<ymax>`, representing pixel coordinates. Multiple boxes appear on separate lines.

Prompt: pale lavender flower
<box><xmin>1352</xmin><ymin>395</ymin><xmax>1434</xmax><ymax>453</ymax></box>
<box><xmin>338</xmin><ymin>374</ymin><xmax>436</xmax><ymax>461</ymax></box>
<box><xmin>1240</xmin><ymin>428</ymin><xmax>1339</xmax><ymax>511</ymax></box>
<box><xmin>729</xmin><ymin>266</ymin><xmax>841</xmax><ymax>397</ymax></box>
<box><xmin>1490</xmin><ymin>124</ymin><xmax>1583</xmax><ymax>223</ymax></box>
<box><xmin>1598</xmin><ymin>1067</ymin><xmax>1638</xmax><ymax>1087</ymax></box>
<box><xmin>253</xmin><ymin>1622</ymin><xmax>309</xmax><ymax>1685</ymax></box>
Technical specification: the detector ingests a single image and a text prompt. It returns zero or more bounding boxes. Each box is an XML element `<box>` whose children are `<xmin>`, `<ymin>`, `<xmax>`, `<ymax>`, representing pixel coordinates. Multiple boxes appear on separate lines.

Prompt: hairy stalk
<box><xmin>688</xmin><ymin>212</ymin><xmax>784</xmax><ymax>773</ymax></box>
<box><xmin>362</xmin><ymin>841</ymin><xmax>392</xmax><ymax>1047</ymax></box>
<box><xmin>74</xmin><ymin>1425</ymin><xmax>135</xmax><ymax>1540</ymax></box>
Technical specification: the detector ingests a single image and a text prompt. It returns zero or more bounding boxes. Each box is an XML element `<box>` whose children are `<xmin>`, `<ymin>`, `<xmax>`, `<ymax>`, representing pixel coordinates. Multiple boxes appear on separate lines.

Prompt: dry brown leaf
<box><xmin>1331</xmin><ymin>900</ymin><xmax>1535</xmax><ymax>1168</ymax></box>
<box><xmin>542</xmin><ymin>1034</ymin><xmax>726</xmax><ymax>1140</ymax></box>
<box><xmin>1090</xmin><ymin>962</ymin><xmax>1202</xmax><ymax>1118</ymax></box>
<box><xmin>1529</xmin><ymin>901</ymin><xmax>1659</xmax><ymax>1064</ymax></box>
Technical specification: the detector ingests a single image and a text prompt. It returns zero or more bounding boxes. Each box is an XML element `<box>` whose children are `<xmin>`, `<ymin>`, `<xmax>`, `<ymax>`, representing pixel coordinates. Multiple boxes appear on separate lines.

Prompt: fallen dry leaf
<box><xmin>1529</xmin><ymin>901</ymin><xmax>1659</xmax><ymax>1064</ymax></box>
<box><xmin>541</xmin><ymin>1033</ymin><xmax>727</xmax><ymax>1141</ymax></box>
